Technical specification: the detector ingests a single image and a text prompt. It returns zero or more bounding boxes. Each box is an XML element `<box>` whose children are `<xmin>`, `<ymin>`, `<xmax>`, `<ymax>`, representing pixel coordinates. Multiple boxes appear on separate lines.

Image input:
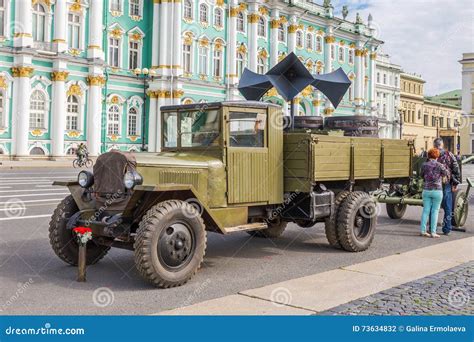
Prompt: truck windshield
<box><xmin>163</xmin><ymin>109</ymin><xmax>220</xmax><ymax>148</ymax></box>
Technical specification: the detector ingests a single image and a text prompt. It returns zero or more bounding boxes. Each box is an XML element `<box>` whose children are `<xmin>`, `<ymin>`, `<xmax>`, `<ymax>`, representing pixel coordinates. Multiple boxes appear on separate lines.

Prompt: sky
<box><xmin>332</xmin><ymin>0</ymin><xmax>474</xmax><ymax>96</ymax></box>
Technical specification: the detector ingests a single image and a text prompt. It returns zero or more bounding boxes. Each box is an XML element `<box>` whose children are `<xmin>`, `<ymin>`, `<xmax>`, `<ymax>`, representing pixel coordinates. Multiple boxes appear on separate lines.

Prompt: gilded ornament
<box><xmin>51</xmin><ymin>71</ymin><xmax>69</xmax><ymax>82</ymax></box>
<box><xmin>0</xmin><ymin>76</ymin><xmax>7</xmax><ymax>90</ymax></box>
<box><xmin>11</xmin><ymin>67</ymin><xmax>34</xmax><ymax>78</ymax></box>
<box><xmin>67</xmin><ymin>84</ymin><xmax>83</xmax><ymax>96</ymax></box>
<box><xmin>248</xmin><ymin>13</ymin><xmax>260</xmax><ymax>24</ymax></box>
<box><xmin>324</xmin><ymin>36</ymin><xmax>335</xmax><ymax>43</ymax></box>
<box><xmin>87</xmin><ymin>75</ymin><xmax>106</xmax><ymax>87</ymax></box>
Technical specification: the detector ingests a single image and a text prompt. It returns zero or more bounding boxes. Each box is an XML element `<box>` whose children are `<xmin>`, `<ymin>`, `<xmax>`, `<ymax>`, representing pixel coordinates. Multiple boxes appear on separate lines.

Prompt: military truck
<box><xmin>49</xmin><ymin>101</ymin><xmax>414</xmax><ymax>288</ymax></box>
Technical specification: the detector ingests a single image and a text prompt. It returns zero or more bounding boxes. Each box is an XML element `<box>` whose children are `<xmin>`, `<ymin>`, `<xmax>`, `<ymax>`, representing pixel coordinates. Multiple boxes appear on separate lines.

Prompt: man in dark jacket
<box><xmin>433</xmin><ymin>138</ymin><xmax>461</xmax><ymax>235</ymax></box>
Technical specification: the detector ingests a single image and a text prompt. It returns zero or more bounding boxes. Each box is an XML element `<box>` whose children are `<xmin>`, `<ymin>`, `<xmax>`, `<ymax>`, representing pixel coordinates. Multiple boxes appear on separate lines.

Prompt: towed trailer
<box><xmin>375</xmin><ymin>155</ymin><xmax>472</xmax><ymax>231</ymax></box>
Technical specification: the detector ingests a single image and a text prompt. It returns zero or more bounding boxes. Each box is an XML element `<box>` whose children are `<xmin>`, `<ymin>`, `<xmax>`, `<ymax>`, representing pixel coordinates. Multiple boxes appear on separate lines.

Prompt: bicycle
<box><xmin>73</xmin><ymin>155</ymin><xmax>94</xmax><ymax>168</ymax></box>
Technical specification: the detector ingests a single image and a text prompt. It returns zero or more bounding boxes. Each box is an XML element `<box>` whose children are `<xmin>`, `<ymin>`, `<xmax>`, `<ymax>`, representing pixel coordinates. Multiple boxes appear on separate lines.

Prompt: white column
<box><xmin>226</xmin><ymin>0</ymin><xmax>238</xmax><ymax>99</ymax></box>
<box><xmin>323</xmin><ymin>27</ymin><xmax>335</xmax><ymax>116</ymax></box>
<box><xmin>369</xmin><ymin>51</ymin><xmax>377</xmax><ymax>114</ymax></box>
<box><xmin>88</xmin><ymin>0</ymin><xmax>104</xmax><ymax>59</ymax></box>
<box><xmin>51</xmin><ymin>68</ymin><xmax>69</xmax><ymax>158</ymax></box>
<box><xmin>248</xmin><ymin>3</ymin><xmax>259</xmax><ymax>72</ymax></box>
<box><xmin>53</xmin><ymin>0</ymin><xmax>68</xmax><ymax>53</ymax></box>
<box><xmin>86</xmin><ymin>73</ymin><xmax>104</xmax><ymax>156</ymax></box>
<box><xmin>354</xmin><ymin>41</ymin><xmax>364</xmax><ymax>115</ymax></box>
<box><xmin>158</xmin><ymin>1</ymin><xmax>169</xmax><ymax>76</ymax></box>
<box><xmin>14</xmin><ymin>0</ymin><xmax>33</xmax><ymax>47</ymax></box>
<box><xmin>147</xmin><ymin>92</ymin><xmax>158</xmax><ymax>152</ymax></box>
<box><xmin>11</xmin><ymin>66</ymin><xmax>34</xmax><ymax>157</ymax></box>
<box><xmin>313</xmin><ymin>92</ymin><xmax>323</xmax><ymax>116</ymax></box>
<box><xmin>287</xmin><ymin>16</ymin><xmax>297</xmax><ymax>53</ymax></box>
<box><xmin>151</xmin><ymin>1</ymin><xmax>160</xmax><ymax>69</ymax></box>
<box><xmin>156</xmin><ymin>96</ymin><xmax>166</xmax><ymax>152</ymax></box>
<box><xmin>269</xmin><ymin>9</ymin><xmax>279</xmax><ymax>68</ymax></box>
<box><xmin>170</xmin><ymin>0</ymin><xmax>182</xmax><ymax>77</ymax></box>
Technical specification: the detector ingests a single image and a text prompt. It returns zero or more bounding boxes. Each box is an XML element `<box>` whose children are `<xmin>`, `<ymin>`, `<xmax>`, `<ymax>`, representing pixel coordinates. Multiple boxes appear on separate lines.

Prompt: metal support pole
<box><xmin>290</xmin><ymin>98</ymin><xmax>295</xmax><ymax>130</ymax></box>
<box><xmin>141</xmin><ymin>76</ymin><xmax>148</xmax><ymax>151</ymax></box>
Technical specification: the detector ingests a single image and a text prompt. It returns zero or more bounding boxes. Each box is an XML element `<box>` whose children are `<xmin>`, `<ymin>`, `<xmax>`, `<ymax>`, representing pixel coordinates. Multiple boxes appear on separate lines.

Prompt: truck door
<box><xmin>225</xmin><ymin>107</ymin><xmax>269</xmax><ymax>204</ymax></box>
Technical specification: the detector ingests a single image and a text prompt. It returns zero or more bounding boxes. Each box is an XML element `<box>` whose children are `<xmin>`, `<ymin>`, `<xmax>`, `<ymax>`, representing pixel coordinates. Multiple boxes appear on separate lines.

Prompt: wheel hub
<box><xmin>158</xmin><ymin>223</ymin><xmax>194</xmax><ymax>269</ymax></box>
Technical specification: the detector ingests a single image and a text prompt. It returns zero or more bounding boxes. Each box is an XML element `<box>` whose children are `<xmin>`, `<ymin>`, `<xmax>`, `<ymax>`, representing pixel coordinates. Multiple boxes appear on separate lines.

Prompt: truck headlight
<box><xmin>124</xmin><ymin>170</ymin><xmax>143</xmax><ymax>189</ymax></box>
<box><xmin>78</xmin><ymin>171</ymin><xmax>94</xmax><ymax>188</ymax></box>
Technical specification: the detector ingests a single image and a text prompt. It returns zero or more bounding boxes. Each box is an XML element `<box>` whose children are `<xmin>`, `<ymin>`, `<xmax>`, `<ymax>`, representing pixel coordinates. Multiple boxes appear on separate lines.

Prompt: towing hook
<box><xmin>101</xmin><ymin>214</ymin><xmax>123</xmax><ymax>227</ymax></box>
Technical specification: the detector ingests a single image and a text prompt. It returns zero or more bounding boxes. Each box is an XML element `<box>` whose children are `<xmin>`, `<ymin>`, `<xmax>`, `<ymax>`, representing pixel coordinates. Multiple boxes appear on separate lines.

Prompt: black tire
<box><xmin>324</xmin><ymin>190</ymin><xmax>351</xmax><ymax>248</ymax></box>
<box><xmin>134</xmin><ymin>200</ymin><xmax>207</xmax><ymax>288</ymax></box>
<box><xmin>48</xmin><ymin>195</ymin><xmax>110</xmax><ymax>265</ymax></box>
<box><xmin>337</xmin><ymin>191</ymin><xmax>377</xmax><ymax>252</ymax></box>
<box><xmin>452</xmin><ymin>190</ymin><xmax>469</xmax><ymax>228</ymax></box>
<box><xmin>247</xmin><ymin>220</ymin><xmax>287</xmax><ymax>238</ymax></box>
<box><xmin>386</xmin><ymin>203</ymin><xmax>407</xmax><ymax>219</ymax></box>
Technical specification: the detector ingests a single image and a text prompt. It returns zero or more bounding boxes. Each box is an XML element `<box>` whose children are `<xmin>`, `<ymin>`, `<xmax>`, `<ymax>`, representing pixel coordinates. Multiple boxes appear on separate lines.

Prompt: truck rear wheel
<box><xmin>49</xmin><ymin>195</ymin><xmax>110</xmax><ymax>265</ymax></box>
<box><xmin>337</xmin><ymin>192</ymin><xmax>377</xmax><ymax>252</ymax></box>
<box><xmin>386</xmin><ymin>203</ymin><xmax>407</xmax><ymax>219</ymax></box>
<box><xmin>324</xmin><ymin>190</ymin><xmax>351</xmax><ymax>248</ymax></box>
<box><xmin>134</xmin><ymin>200</ymin><xmax>207</xmax><ymax>288</ymax></box>
<box><xmin>247</xmin><ymin>220</ymin><xmax>287</xmax><ymax>238</ymax></box>
<box><xmin>452</xmin><ymin>190</ymin><xmax>469</xmax><ymax>229</ymax></box>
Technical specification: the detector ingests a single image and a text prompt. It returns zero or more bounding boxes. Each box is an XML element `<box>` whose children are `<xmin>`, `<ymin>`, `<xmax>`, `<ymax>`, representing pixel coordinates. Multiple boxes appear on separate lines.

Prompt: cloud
<box><xmin>333</xmin><ymin>0</ymin><xmax>474</xmax><ymax>95</ymax></box>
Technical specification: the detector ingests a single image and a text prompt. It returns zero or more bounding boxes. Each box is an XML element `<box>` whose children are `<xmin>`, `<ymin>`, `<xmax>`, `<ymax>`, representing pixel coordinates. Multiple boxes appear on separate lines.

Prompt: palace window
<box><xmin>129</xmin><ymin>40</ymin><xmax>140</xmax><ymax>70</ymax></box>
<box><xmin>0</xmin><ymin>0</ymin><xmax>5</xmax><ymax>37</ymax></box>
<box><xmin>182</xmin><ymin>42</ymin><xmax>192</xmax><ymax>73</ymax></box>
<box><xmin>257</xmin><ymin>57</ymin><xmax>266</xmax><ymax>74</ymax></box>
<box><xmin>107</xmin><ymin>105</ymin><xmax>120</xmax><ymax>135</ymax></box>
<box><xmin>29</xmin><ymin>90</ymin><xmax>46</xmax><ymax>129</ymax></box>
<box><xmin>278</xmin><ymin>23</ymin><xmax>285</xmax><ymax>42</ymax></box>
<box><xmin>109</xmin><ymin>37</ymin><xmax>121</xmax><ymax>68</ymax></box>
<box><xmin>330</xmin><ymin>44</ymin><xmax>335</xmax><ymax>59</ymax></box>
<box><xmin>129</xmin><ymin>0</ymin><xmax>141</xmax><ymax>17</ymax></box>
<box><xmin>198</xmin><ymin>45</ymin><xmax>209</xmax><ymax>75</ymax></box>
<box><xmin>377</xmin><ymin>72</ymin><xmax>380</xmax><ymax>83</ymax></box>
<box><xmin>213</xmin><ymin>49</ymin><xmax>223</xmax><ymax>78</ymax></box>
<box><xmin>348</xmin><ymin>49</ymin><xmax>354</xmax><ymax>64</ymax></box>
<box><xmin>236</xmin><ymin>52</ymin><xmax>245</xmax><ymax>77</ymax></box>
<box><xmin>184</xmin><ymin>0</ymin><xmax>193</xmax><ymax>20</ymax></box>
<box><xmin>199</xmin><ymin>4</ymin><xmax>208</xmax><ymax>24</ymax></box>
<box><xmin>306</xmin><ymin>33</ymin><xmax>313</xmax><ymax>50</ymax></box>
<box><xmin>258</xmin><ymin>17</ymin><xmax>266</xmax><ymax>37</ymax></box>
<box><xmin>110</xmin><ymin>0</ymin><xmax>122</xmax><ymax>12</ymax></box>
<box><xmin>214</xmin><ymin>8</ymin><xmax>223</xmax><ymax>27</ymax></box>
<box><xmin>127</xmin><ymin>107</ymin><xmax>138</xmax><ymax>136</ymax></box>
<box><xmin>237</xmin><ymin>12</ymin><xmax>245</xmax><ymax>32</ymax></box>
<box><xmin>66</xmin><ymin>95</ymin><xmax>79</xmax><ymax>131</ymax></box>
<box><xmin>32</xmin><ymin>3</ymin><xmax>46</xmax><ymax>42</ymax></box>
<box><xmin>382</xmin><ymin>103</ymin><xmax>386</xmax><ymax>116</ymax></box>
<box><xmin>315</xmin><ymin>36</ymin><xmax>322</xmax><ymax>52</ymax></box>
<box><xmin>338</xmin><ymin>46</ymin><xmax>344</xmax><ymax>63</ymax></box>
<box><xmin>296</xmin><ymin>31</ymin><xmax>303</xmax><ymax>47</ymax></box>
<box><xmin>383</xmin><ymin>73</ymin><xmax>387</xmax><ymax>84</ymax></box>
<box><xmin>67</xmin><ymin>12</ymin><xmax>81</xmax><ymax>49</ymax></box>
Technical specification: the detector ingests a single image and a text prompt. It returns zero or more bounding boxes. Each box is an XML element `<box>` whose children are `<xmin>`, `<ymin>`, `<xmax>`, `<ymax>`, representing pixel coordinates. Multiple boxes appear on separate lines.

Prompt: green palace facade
<box><xmin>0</xmin><ymin>0</ymin><xmax>381</xmax><ymax>158</ymax></box>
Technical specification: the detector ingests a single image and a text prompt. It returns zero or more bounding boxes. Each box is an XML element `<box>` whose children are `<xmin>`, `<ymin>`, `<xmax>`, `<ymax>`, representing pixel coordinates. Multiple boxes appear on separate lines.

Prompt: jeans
<box><xmin>420</xmin><ymin>189</ymin><xmax>443</xmax><ymax>234</ymax></box>
<box><xmin>442</xmin><ymin>184</ymin><xmax>453</xmax><ymax>233</ymax></box>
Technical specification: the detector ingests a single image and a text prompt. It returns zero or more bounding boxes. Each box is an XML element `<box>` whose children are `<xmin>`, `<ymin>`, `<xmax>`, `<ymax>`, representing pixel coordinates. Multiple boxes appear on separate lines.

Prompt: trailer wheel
<box><xmin>452</xmin><ymin>190</ymin><xmax>469</xmax><ymax>229</ymax></box>
<box><xmin>134</xmin><ymin>200</ymin><xmax>207</xmax><ymax>288</ymax></box>
<box><xmin>247</xmin><ymin>219</ymin><xmax>287</xmax><ymax>238</ymax></box>
<box><xmin>49</xmin><ymin>195</ymin><xmax>110</xmax><ymax>266</ymax></box>
<box><xmin>324</xmin><ymin>190</ymin><xmax>351</xmax><ymax>248</ymax></box>
<box><xmin>386</xmin><ymin>203</ymin><xmax>407</xmax><ymax>219</ymax></box>
<box><xmin>337</xmin><ymin>192</ymin><xmax>377</xmax><ymax>252</ymax></box>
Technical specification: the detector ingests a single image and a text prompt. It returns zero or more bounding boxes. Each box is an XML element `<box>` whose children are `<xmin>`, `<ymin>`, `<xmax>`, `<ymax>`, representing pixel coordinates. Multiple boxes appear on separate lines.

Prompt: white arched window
<box><xmin>110</xmin><ymin>0</ymin><xmax>122</xmax><ymax>12</ymax></box>
<box><xmin>29</xmin><ymin>90</ymin><xmax>46</xmax><ymax>129</ymax></box>
<box><xmin>236</xmin><ymin>52</ymin><xmax>244</xmax><ymax>77</ymax></box>
<box><xmin>306</xmin><ymin>33</ymin><xmax>313</xmax><ymax>50</ymax></box>
<box><xmin>257</xmin><ymin>57</ymin><xmax>266</xmax><ymax>74</ymax></box>
<box><xmin>129</xmin><ymin>39</ymin><xmax>140</xmax><ymax>70</ymax></box>
<box><xmin>198</xmin><ymin>45</ymin><xmax>209</xmax><ymax>75</ymax></box>
<box><xmin>316</xmin><ymin>36</ymin><xmax>322</xmax><ymax>52</ymax></box>
<box><xmin>237</xmin><ymin>12</ymin><xmax>245</xmax><ymax>32</ymax></box>
<box><xmin>109</xmin><ymin>36</ymin><xmax>121</xmax><ymax>68</ymax></box>
<box><xmin>107</xmin><ymin>105</ymin><xmax>121</xmax><ymax>135</ymax></box>
<box><xmin>258</xmin><ymin>17</ymin><xmax>266</xmax><ymax>37</ymax></box>
<box><xmin>214</xmin><ymin>8</ymin><xmax>223</xmax><ymax>27</ymax></box>
<box><xmin>0</xmin><ymin>91</ymin><xmax>3</xmax><ymax>127</ymax></box>
<box><xmin>66</xmin><ymin>95</ymin><xmax>79</xmax><ymax>130</ymax></box>
<box><xmin>67</xmin><ymin>12</ymin><xmax>81</xmax><ymax>49</ymax></box>
<box><xmin>199</xmin><ymin>4</ymin><xmax>208</xmax><ymax>24</ymax></box>
<box><xmin>129</xmin><ymin>0</ymin><xmax>141</xmax><ymax>17</ymax></box>
<box><xmin>348</xmin><ymin>49</ymin><xmax>354</xmax><ymax>64</ymax></box>
<box><xmin>0</xmin><ymin>0</ymin><xmax>6</xmax><ymax>37</ymax></box>
<box><xmin>32</xmin><ymin>3</ymin><xmax>46</xmax><ymax>42</ymax></box>
<box><xmin>182</xmin><ymin>40</ymin><xmax>192</xmax><ymax>73</ymax></box>
<box><xmin>184</xmin><ymin>0</ymin><xmax>193</xmax><ymax>20</ymax></box>
<box><xmin>127</xmin><ymin>107</ymin><xmax>138</xmax><ymax>136</ymax></box>
<box><xmin>338</xmin><ymin>46</ymin><xmax>345</xmax><ymax>63</ymax></box>
<box><xmin>296</xmin><ymin>31</ymin><xmax>303</xmax><ymax>47</ymax></box>
<box><xmin>278</xmin><ymin>23</ymin><xmax>285</xmax><ymax>42</ymax></box>
<box><xmin>213</xmin><ymin>48</ymin><xmax>223</xmax><ymax>78</ymax></box>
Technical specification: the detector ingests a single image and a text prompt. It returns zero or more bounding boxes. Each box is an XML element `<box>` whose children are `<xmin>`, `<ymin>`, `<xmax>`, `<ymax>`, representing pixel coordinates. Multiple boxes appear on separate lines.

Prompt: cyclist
<box><xmin>76</xmin><ymin>143</ymin><xmax>88</xmax><ymax>164</ymax></box>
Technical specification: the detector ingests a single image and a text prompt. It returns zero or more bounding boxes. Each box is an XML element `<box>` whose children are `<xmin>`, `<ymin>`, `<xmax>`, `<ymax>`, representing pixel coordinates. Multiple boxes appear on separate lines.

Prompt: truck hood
<box><xmin>135</xmin><ymin>152</ymin><xmax>223</xmax><ymax>169</ymax></box>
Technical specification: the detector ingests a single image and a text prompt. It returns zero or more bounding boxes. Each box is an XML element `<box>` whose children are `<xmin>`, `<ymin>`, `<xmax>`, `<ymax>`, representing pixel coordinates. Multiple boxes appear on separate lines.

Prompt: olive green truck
<box><xmin>51</xmin><ymin>101</ymin><xmax>413</xmax><ymax>288</ymax></box>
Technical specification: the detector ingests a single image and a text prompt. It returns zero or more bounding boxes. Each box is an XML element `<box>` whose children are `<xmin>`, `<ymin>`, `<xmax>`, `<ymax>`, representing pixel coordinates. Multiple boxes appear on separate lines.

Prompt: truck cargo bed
<box><xmin>284</xmin><ymin>133</ymin><xmax>412</xmax><ymax>192</ymax></box>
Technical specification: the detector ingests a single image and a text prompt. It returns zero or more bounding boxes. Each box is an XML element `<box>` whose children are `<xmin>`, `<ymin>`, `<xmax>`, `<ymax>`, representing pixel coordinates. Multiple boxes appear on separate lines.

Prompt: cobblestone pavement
<box><xmin>320</xmin><ymin>261</ymin><xmax>473</xmax><ymax>315</ymax></box>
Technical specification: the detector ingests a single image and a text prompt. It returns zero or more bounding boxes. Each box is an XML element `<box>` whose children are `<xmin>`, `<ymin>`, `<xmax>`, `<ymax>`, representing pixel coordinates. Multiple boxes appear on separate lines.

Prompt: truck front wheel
<box><xmin>134</xmin><ymin>200</ymin><xmax>207</xmax><ymax>288</ymax></box>
<box><xmin>49</xmin><ymin>195</ymin><xmax>110</xmax><ymax>265</ymax></box>
<box><xmin>337</xmin><ymin>192</ymin><xmax>377</xmax><ymax>252</ymax></box>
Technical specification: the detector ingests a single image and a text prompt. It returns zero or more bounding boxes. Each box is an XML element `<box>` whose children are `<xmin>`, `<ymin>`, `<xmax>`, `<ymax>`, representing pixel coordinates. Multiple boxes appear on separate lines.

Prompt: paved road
<box><xmin>320</xmin><ymin>261</ymin><xmax>473</xmax><ymax>315</ymax></box>
<box><xmin>0</xmin><ymin>166</ymin><xmax>472</xmax><ymax>315</ymax></box>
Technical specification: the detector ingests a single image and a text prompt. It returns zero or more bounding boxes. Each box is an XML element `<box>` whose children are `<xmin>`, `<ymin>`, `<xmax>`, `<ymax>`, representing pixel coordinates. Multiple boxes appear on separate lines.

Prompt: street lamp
<box><xmin>133</xmin><ymin>67</ymin><xmax>156</xmax><ymax>151</ymax></box>
<box><xmin>454</xmin><ymin>118</ymin><xmax>461</xmax><ymax>156</ymax></box>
